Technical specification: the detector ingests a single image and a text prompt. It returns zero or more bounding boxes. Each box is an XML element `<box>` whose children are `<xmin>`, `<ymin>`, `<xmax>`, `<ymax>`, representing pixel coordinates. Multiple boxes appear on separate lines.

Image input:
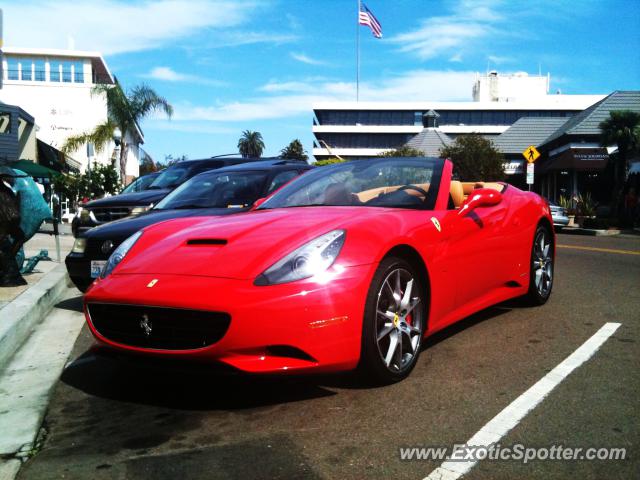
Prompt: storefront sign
<box><xmin>503</xmin><ymin>160</ymin><xmax>525</xmax><ymax>175</ymax></box>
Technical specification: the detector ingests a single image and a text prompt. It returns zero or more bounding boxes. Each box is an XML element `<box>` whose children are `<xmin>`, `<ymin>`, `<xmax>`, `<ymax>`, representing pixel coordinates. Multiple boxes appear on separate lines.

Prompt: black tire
<box><xmin>359</xmin><ymin>256</ymin><xmax>426</xmax><ymax>384</ymax></box>
<box><xmin>523</xmin><ymin>224</ymin><xmax>554</xmax><ymax>305</ymax></box>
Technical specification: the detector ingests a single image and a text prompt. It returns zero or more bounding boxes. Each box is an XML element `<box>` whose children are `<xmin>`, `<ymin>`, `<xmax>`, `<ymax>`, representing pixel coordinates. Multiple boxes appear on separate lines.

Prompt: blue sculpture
<box><xmin>0</xmin><ymin>167</ymin><xmax>53</xmax><ymax>286</ymax></box>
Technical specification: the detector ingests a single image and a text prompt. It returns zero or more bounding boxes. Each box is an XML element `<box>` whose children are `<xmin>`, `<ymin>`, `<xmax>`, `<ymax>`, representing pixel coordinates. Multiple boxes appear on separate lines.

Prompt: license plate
<box><xmin>90</xmin><ymin>260</ymin><xmax>107</xmax><ymax>278</ymax></box>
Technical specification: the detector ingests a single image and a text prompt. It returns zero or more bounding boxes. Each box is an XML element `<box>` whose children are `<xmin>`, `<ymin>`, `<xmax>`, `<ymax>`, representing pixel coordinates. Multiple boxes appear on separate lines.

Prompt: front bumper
<box><xmin>84</xmin><ymin>263</ymin><xmax>377</xmax><ymax>374</ymax></box>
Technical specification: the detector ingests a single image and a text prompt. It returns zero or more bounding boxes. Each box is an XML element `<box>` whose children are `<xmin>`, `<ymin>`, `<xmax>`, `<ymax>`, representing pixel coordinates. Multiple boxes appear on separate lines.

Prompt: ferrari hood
<box><xmin>116</xmin><ymin>207</ymin><xmax>399</xmax><ymax>279</ymax></box>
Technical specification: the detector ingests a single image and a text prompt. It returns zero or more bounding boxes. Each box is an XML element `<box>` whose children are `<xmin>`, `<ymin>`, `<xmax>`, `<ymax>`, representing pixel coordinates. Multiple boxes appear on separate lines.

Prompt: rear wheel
<box><xmin>360</xmin><ymin>257</ymin><xmax>426</xmax><ymax>384</ymax></box>
<box><xmin>524</xmin><ymin>224</ymin><xmax>554</xmax><ymax>305</ymax></box>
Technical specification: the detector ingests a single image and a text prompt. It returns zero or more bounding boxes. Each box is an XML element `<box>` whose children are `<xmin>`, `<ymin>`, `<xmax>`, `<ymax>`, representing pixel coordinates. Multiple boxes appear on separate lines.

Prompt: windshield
<box><xmin>154</xmin><ymin>171</ymin><xmax>268</xmax><ymax>210</ymax></box>
<box><xmin>259</xmin><ymin>158</ymin><xmax>442</xmax><ymax>210</ymax></box>
<box><xmin>121</xmin><ymin>174</ymin><xmax>157</xmax><ymax>193</ymax></box>
<box><xmin>149</xmin><ymin>165</ymin><xmax>191</xmax><ymax>189</ymax></box>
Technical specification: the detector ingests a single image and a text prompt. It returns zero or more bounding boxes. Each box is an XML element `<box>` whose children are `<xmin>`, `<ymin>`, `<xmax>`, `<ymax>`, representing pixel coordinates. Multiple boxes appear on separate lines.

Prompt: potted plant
<box><xmin>575</xmin><ymin>192</ymin><xmax>597</xmax><ymax>227</ymax></box>
<box><xmin>558</xmin><ymin>195</ymin><xmax>575</xmax><ymax>226</ymax></box>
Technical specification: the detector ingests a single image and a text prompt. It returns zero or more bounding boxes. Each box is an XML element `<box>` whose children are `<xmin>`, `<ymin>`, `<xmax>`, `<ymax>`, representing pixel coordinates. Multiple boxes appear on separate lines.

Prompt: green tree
<box><xmin>238</xmin><ymin>130</ymin><xmax>265</xmax><ymax>158</ymax></box>
<box><xmin>280</xmin><ymin>139</ymin><xmax>308</xmax><ymax>162</ymax></box>
<box><xmin>440</xmin><ymin>134</ymin><xmax>505</xmax><ymax>181</ymax></box>
<box><xmin>53</xmin><ymin>162</ymin><xmax>120</xmax><ymax>206</ymax></box>
<box><xmin>62</xmin><ymin>82</ymin><xmax>173</xmax><ymax>183</ymax></box>
<box><xmin>378</xmin><ymin>146</ymin><xmax>425</xmax><ymax>158</ymax></box>
<box><xmin>599</xmin><ymin>110</ymin><xmax>640</xmax><ymax>215</ymax></box>
<box><xmin>314</xmin><ymin>157</ymin><xmax>346</xmax><ymax>166</ymax></box>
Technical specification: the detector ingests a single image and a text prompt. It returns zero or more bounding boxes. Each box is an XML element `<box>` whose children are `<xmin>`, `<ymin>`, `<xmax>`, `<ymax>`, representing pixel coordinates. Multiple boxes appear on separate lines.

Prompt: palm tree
<box><xmin>62</xmin><ymin>82</ymin><xmax>173</xmax><ymax>183</ymax></box>
<box><xmin>238</xmin><ymin>130</ymin><xmax>265</xmax><ymax>158</ymax></box>
<box><xmin>599</xmin><ymin>110</ymin><xmax>640</xmax><ymax>214</ymax></box>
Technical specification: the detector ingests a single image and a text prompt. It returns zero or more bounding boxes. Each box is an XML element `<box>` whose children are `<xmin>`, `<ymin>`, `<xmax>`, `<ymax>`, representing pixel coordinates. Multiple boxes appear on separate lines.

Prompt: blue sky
<box><xmin>7</xmin><ymin>0</ymin><xmax>640</xmax><ymax>162</ymax></box>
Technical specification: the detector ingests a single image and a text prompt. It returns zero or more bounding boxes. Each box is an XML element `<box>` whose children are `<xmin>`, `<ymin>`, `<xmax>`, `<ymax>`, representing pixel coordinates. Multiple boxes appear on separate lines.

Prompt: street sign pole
<box><xmin>522</xmin><ymin>145</ymin><xmax>540</xmax><ymax>192</ymax></box>
<box><xmin>526</xmin><ymin>163</ymin><xmax>535</xmax><ymax>190</ymax></box>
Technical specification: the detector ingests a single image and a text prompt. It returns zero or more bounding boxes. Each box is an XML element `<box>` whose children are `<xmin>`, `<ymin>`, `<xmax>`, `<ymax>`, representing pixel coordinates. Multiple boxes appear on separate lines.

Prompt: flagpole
<box><xmin>356</xmin><ymin>0</ymin><xmax>360</xmax><ymax>102</ymax></box>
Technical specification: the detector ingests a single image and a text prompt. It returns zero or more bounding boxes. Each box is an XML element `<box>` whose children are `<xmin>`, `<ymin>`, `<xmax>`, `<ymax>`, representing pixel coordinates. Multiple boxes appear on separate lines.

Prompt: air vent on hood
<box><xmin>186</xmin><ymin>238</ymin><xmax>228</xmax><ymax>246</ymax></box>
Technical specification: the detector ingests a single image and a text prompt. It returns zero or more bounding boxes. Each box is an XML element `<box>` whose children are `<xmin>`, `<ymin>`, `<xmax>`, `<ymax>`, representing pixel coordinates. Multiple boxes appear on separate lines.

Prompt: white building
<box><xmin>312</xmin><ymin>71</ymin><xmax>605</xmax><ymax>161</ymax></box>
<box><xmin>472</xmin><ymin>71</ymin><xmax>550</xmax><ymax>102</ymax></box>
<box><xmin>0</xmin><ymin>47</ymin><xmax>142</xmax><ymax>179</ymax></box>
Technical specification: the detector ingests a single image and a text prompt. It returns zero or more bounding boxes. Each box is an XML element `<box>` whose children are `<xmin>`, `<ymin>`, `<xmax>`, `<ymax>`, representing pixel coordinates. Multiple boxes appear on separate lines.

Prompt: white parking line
<box><xmin>424</xmin><ymin>322</ymin><xmax>621</xmax><ymax>480</ymax></box>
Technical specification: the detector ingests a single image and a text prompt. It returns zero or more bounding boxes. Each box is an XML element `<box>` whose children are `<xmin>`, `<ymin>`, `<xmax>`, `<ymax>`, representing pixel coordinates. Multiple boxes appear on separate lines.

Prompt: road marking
<box><xmin>424</xmin><ymin>322</ymin><xmax>621</xmax><ymax>480</ymax></box>
<box><xmin>557</xmin><ymin>244</ymin><xmax>640</xmax><ymax>256</ymax></box>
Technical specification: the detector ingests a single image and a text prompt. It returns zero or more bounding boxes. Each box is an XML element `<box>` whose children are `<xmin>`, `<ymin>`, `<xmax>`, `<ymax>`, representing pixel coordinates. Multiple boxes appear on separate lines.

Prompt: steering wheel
<box><xmin>396</xmin><ymin>184</ymin><xmax>429</xmax><ymax>198</ymax></box>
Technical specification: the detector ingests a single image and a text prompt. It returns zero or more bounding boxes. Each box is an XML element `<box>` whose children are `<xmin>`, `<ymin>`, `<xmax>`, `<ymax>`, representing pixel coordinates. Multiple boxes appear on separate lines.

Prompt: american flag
<box><xmin>359</xmin><ymin>2</ymin><xmax>382</xmax><ymax>38</ymax></box>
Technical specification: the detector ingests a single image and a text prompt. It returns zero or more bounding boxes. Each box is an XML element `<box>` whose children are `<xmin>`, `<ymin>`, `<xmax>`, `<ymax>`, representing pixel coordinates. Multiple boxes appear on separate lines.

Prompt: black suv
<box><xmin>72</xmin><ymin>157</ymin><xmax>267</xmax><ymax>237</ymax></box>
<box><xmin>66</xmin><ymin>160</ymin><xmax>312</xmax><ymax>291</ymax></box>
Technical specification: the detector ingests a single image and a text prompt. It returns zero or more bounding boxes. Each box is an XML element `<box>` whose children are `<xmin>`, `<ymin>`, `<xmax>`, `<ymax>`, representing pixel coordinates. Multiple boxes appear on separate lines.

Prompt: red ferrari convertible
<box><xmin>84</xmin><ymin>157</ymin><xmax>554</xmax><ymax>382</ymax></box>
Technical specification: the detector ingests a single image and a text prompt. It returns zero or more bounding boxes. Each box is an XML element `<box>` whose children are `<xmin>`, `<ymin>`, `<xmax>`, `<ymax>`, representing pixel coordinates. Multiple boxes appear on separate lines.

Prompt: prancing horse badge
<box><xmin>147</xmin><ymin>279</ymin><xmax>158</xmax><ymax>288</ymax></box>
<box><xmin>430</xmin><ymin>217</ymin><xmax>441</xmax><ymax>232</ymax></box>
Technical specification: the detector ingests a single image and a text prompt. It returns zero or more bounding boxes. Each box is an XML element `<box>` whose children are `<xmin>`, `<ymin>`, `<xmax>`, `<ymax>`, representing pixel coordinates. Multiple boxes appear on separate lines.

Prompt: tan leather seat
<box><xmin>450</xmin><ymin>181</ymin><xmax>464</xmax><ymax>208</ymax></box>
<box><xmin>356</xmin><ymin>183</ymin><xmax>430</xmax><ymax>202</ymax></box>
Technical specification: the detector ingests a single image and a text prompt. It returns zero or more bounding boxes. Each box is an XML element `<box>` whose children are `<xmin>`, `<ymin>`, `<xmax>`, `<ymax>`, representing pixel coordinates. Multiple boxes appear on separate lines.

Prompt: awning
<box><xmin>36</xmin><ymin>140</ymin><xmax>81</xmax><ymax>172</ymax></box>
<box><xmin>11</xmin><ymin>159</ymin><xmax>59</xmax><ymax>178</ymax></box>
<box><xmin>539</xmin><ymin>147</ymin><xmax>608</xmax><ymax>173</ymax></box>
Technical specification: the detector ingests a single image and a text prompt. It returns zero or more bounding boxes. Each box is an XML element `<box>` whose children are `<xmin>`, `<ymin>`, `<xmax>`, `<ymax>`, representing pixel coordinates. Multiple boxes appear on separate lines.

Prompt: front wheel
<box><xmin>523</xmin><ymin>225</ymin><xmax>554</xmax><ymax>305</ymax></box>
<box><xmin>359</xmin><ymin>257</ymin><xmax>426</xmax><ymax>384</ymax></box>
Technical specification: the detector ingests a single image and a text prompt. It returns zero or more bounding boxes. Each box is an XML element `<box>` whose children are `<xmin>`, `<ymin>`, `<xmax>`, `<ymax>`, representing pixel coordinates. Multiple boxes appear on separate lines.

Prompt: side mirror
<box><xmin>250</xmin><ymin>197</ymin><xmax>266</xmax><ymax>211</ymax></box>
<box><xmin>458</xmin><ymin>188</ymin><xmax>502</xmax><ymax>216</ymax></box>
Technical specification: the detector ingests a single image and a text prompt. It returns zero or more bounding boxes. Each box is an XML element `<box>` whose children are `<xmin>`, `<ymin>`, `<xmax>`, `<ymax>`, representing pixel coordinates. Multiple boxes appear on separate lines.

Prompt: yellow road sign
<box><xmin>523</xmin><ymin>145</ymin><xmax>540</xmax><ymax>163</ymax></box>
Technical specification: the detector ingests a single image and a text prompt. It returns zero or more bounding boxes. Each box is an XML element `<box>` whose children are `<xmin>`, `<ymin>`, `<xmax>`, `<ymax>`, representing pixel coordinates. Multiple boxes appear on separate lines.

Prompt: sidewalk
<box><xmin>0</xmin><ymin>232</ymin><xmax>81</xmax><ymax>480</ymax></box>
<box><xmin>0</xmin><ymin>232</ymin><xmax>74</xmax><ymax>309</ymax></box>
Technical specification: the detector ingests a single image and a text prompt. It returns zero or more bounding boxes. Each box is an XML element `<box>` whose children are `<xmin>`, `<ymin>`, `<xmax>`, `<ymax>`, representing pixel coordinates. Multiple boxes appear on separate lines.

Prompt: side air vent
<box><xmin>265</xmin><ymin>345</ymin><xmax>317</xmax><ymax>362</ymax></box>
<box><xmin>186</xmin><ymin>238</ymin><xmax>228</xmax><ymax>246</ymax></box>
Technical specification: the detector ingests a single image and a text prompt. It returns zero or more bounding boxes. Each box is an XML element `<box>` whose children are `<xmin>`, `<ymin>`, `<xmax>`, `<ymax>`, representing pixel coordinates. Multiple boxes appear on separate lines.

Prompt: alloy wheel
<box><xmin>532</xmin><ymin>229</ymin><xmax>553</xmax><ymax>298</ymax></box>
<box><xmin>375</xmin><ymin>268</ymin><xmax>423</xmax><ymax>373</ymax></box>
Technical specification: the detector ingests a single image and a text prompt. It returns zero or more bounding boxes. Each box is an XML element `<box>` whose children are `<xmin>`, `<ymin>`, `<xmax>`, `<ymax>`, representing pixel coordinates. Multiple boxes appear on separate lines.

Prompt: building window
<box><xmin>73</xmin><ymin>61</ymin><xmax>84</xmax><ymax>83</ymax></box>
<box><xmin>7</xmin><ymin>58</ymin><xmax>19</xmax><ymax>80</ymax></box>
<box><xmin>20</xmin><ymin>58</ymin><xmax>33</xmax><ymax>81</ymax></box>
<box><xmin>50</xmin><ymin>61</ymin><xmax>61</xmax><ymax>82</ymax></box>
<box><xmin>414</xmin><ymin>112</ymin><xmax>423</xmax><ymax>126</ymax></box>
<box><xmin>34</xmin><ymin>59</ymin><xmax>46</xmax><ymax>81</ymax></box>
<box><xmin>62</xmin><ymin>61</ymin><xmax>72</xmax><ymax>83</ymax></box>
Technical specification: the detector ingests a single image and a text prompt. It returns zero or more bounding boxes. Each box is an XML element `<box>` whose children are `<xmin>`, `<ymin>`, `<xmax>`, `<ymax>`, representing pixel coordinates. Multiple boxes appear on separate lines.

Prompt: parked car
<box><xmin>83</xmin><ymin>157</ymin><xmax>554</xmax><ymax>383</ymax></box>
<box><xmin>71</xmin><ymin>157</ymin><xmax>269</xmax><ymax>237</ymax></box>
<box><xmin>545</xmin><ymin>198</ymin><xmax>569</xmax><ymax>230</ymax></box>
<box><xmin>120</xmin><ymin>172</ymin><xmax>160</xmax><ymax>194</ymax></box>
<box><xmin>67</xmin><ymin>160</ymin><xmax>312</xmax><ymax>292</ymax></box>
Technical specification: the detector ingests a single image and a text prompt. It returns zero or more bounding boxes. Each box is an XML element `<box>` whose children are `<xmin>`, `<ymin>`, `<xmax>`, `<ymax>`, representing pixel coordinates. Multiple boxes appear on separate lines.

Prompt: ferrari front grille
<box><xmin>87</xmin><ymin>303</ymin><xmax>231</xmax><ymax>350</ymax></box>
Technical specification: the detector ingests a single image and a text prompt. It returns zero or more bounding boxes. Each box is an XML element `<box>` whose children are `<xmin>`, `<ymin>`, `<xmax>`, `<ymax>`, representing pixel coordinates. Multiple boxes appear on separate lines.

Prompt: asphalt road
<box><xmin>16</xmin><ymin>233</ymin><xmax>640</xmax><ymax>480</ymax></box>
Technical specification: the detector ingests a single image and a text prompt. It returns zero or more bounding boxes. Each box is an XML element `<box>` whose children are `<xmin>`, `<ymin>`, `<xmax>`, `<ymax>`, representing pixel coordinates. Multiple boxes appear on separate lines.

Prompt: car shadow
<box><xmin>60</xmin><ymin>349</ymin><xmax>337</xmax><ymax>411</ymax></box>
<box><xmin>55</xmin><ymin>295</ymin><xmax>84</xmax><ymax>312</ymax></box>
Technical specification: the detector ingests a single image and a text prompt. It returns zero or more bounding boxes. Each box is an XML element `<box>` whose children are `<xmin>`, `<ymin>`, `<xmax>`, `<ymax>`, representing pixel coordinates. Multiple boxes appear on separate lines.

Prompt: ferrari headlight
<box><xmin>254</xmin><ymin>230</ymin><xmax>346</xmax><ymax>286</ymax></box>
<box><xmin>100</xmin><ymin>231</ymin><xmax>142</xmax><ymax>278</ymax></box>
<box><xmin>71</xmin><ymin>237</ymin><xmax>87</xmax><ymax>254</ymax></box>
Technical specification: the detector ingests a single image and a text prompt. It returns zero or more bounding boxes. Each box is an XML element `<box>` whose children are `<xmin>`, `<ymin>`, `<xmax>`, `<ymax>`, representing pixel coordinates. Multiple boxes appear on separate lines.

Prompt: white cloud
<box><xmin>290</xmin><ymin>52</ymin><xmax>326</xmax><ymax>66</ymax></box>
<box><xmin>4</xmin><ymin>0</ymin><xmax>262</xmax><ymax>55</ymax></box>
<box><xmin>172</xmin><ymin>70</ymin><xmax>476</xmax><ymax>122</ymax></box>
<box><xmin>389</xmin><ymin>0</ymin><xmax>503</xmax><ymax>60</ymax></box>
<box><xmin>449</xmin><ymin>53</ymin><xmax>463</xmax><ymax>63</ymax></box>
<box><xmin>208</xmin><ymin>32</ymin><xmax>298</xmax><ymax>49</ymax></box>
<box><xmin>487</xmin><ymin>55</ymin><xmax>511</xmax><ymax>65</ymax></box>
<box><xmin>142</xmin><ymin>66</ymin><xmax>227</xmax><ymax>86</ymax></box>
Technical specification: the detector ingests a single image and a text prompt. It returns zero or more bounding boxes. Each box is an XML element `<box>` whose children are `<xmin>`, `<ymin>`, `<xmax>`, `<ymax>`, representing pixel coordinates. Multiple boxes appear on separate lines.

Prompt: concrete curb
<box><xmin>559</xmin><ymin>227</ymin><xmax>621</xmax><ymax>236</ymax></box>
<box><xmin>0</xmin><ymin>264</ymin><xmax>72</xmax><ymax>372</ymax></box>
